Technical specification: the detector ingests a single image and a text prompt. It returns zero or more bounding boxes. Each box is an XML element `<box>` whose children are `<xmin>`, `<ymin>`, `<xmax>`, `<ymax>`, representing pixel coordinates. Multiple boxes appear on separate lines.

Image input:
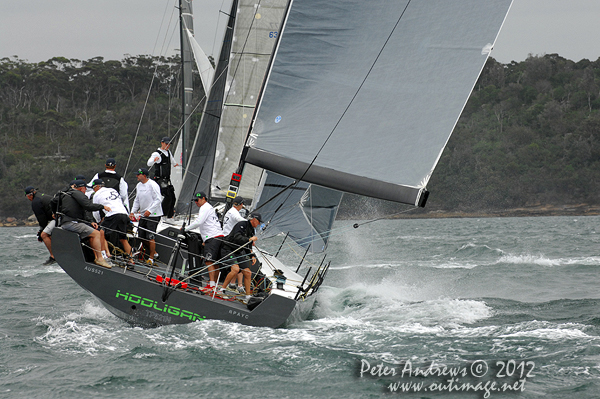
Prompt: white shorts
<box><xmin>42</xmin><ymin>220</ymin><xmax>56</xmax><ymax>235</ymax></box>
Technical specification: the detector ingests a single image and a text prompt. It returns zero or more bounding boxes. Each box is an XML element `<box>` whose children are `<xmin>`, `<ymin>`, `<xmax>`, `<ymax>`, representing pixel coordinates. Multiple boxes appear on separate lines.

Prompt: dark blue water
<box><xmin>2</xmin><ymin>216</ymin><xmax>600</xmax><ymax>398</ymax></box>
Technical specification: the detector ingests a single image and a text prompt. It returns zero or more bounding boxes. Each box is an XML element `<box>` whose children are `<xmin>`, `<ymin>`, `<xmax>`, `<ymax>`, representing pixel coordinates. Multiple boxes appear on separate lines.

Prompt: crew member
<box><xmin>129</xmin><ymin>168</ymin><xmax>163</xmax><ymax>263</ymax></box>
<box><xmin>54</xmin><ymin>180</ymin><xmax>112</xmax><ymax>268</ymax></box>
<box><xmin>147</xmin><ymin>137</ymin><xmax>178</xmax><ymax>217</ymax></box>
<box><xmin>91</xmin><ymin>178</ymin><xmax>132</xmax><ymax>257</ymax></box>
<box><xmin>222</xmin><ymin>196</ymin><xmax>246</xmax><ymax>289</ymax></box>
<box><xmin>184</xmin><ymin>192</ymin><xmax>224</xmax><ymax>289</ymax></box>
<box><xmin>222</xmin><ymin>196</ymin><xmax>246</xmax><ymax>235</ymax></box>
<box><xmin>220</xmin><ymin>213</ymin><xmax>262</xmax><ymax>301</ymax></box>
<box><xmin>25</xmin><ymin>186</ymin><xmax>56</xmax><ymax>265</ymax></box>
<box><xmin>91</xmin><ymin>158</ymin><xmax>129</xmax><ymax>211</ymax></box>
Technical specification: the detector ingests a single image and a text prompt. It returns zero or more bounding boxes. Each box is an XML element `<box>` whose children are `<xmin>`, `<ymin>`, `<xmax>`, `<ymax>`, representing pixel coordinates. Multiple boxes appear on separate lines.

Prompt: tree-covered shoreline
<box><xmin>0</xmin><ymin>54</ymin><xmax>205</xmax><ymax>218</ymax></box>
<box><xmin>2</xmin><ymin>53</ymin><xmax>600</xmax><ymax>219</ymax></box>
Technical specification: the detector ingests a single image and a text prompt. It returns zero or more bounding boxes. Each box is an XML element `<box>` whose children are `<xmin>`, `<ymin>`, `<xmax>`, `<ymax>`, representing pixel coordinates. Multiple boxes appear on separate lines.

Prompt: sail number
<box><xmin>269</xmin><ymin>31</ymin><xmax>278</xmax><ymax>38</ymax></box>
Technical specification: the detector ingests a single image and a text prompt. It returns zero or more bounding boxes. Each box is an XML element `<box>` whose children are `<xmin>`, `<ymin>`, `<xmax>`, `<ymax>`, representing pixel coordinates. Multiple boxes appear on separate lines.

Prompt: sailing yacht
<box><xmin>52</xmin><ymin>0</ymin><xmax>514</xmax><ymax>327</ymax></box>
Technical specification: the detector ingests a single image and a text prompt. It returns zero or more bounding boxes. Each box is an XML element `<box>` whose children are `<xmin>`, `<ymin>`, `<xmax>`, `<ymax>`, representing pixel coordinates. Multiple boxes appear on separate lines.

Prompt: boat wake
<box><xmin>33</xmin><ymin>301</ymin><xmax>125</xmax><ymax>355</ymax></box>
<box><xmin>310</xmin><ymin>284</ymin><xmax>493</xmax><ymax>329</ymax></box>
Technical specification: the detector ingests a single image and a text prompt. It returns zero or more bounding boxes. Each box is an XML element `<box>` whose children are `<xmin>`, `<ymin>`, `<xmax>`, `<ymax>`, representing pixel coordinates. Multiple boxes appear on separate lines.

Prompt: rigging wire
<box><xmin>181</xmin><ymin>0</ymin><xmax>268</xmax><ymax>199</ymax></box>
<box><xmin>252</xmin><ymin>1</ymin><xmax>415</xmax><ymax>228</ymax></box>
<box><xmin>124</xmin><ymin>1</ymin><xmax>178</xmax><ymax>178</ymax></box>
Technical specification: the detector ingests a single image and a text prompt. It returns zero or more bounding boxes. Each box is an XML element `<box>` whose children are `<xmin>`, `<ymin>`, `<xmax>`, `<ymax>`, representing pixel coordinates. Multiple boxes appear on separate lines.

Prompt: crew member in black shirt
<box><xmin>25</xmin><ymin>186</ymin><xmax>56</xmax><ymax>265</ymax></box>
<box><xmin>220</xmin><ymin>213</ymin><xmax>262</xmax><ymax>299</ymax></box>
<box><xmin>147</xmin><ymin>137</ymin><xmax>179</xmax><ymax>218</ymax></box>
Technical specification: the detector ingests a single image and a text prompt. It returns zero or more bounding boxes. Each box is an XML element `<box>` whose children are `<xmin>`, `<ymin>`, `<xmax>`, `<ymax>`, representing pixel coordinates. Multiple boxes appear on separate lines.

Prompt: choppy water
<box><xmin>2</xmin><ymin>216</ymin><xmax>600</xmax><ymax>398</ymax></box>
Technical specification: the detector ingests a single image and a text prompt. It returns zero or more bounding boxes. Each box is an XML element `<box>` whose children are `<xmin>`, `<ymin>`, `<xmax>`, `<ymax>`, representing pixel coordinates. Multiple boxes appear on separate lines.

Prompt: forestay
<box><xmin>244</xmin><ymin>0</ymin><xmax>514</xmax><ymax>205</ymax></box>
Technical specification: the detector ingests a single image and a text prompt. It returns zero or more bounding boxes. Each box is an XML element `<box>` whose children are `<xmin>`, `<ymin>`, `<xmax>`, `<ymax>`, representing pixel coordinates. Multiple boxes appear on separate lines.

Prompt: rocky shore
<box><xmin>398</xmin><ymin>204</ymin><xmax>600</xmax><ymax>219</ymax></box>
<box><xmin>0</xmin><ymin>216</ymin><xmax>38</xmax><ymax>227</ymax></box>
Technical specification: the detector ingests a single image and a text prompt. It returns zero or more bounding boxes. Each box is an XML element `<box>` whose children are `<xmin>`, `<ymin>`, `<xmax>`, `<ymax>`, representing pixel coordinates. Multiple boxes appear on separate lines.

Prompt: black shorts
<box><xmin>101</xmin><ymin>214</ymin><xmax>130</xmax><ymax>240</ymax></box>
<box><xmin>220</xmin><ymin>247</ymin><xmax>252</xmax><ymax>269</ymax></box>
<box><xmin>138</xmin><ymin>216</ymin><xmax>161</xmax><ymax>240</ymax></box>
<box><xmin>203</xmin><ymin>237</ymin><xmax>222</xmax><ymax>262</ymax></box>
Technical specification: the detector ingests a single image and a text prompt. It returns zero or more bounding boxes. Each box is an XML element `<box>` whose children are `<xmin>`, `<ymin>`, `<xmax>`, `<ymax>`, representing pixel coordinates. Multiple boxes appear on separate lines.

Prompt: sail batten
<box><xmin>211</xmin><ymin>0</ymin><xmax>288</xmax><ymax>201</ymax></box>
<box><xmin>245</xmin><ymin>0</ymin><xmax>514</xmax><ymax>204</ymax></box>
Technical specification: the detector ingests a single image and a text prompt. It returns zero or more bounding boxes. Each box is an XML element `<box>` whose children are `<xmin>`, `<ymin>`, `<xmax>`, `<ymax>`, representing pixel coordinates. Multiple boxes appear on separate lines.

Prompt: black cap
<box><xmin>75</xmin><ymin>174</ymin><xmax>86</xmax><ymax>181</ymax></box>
<box><xmin>161</xmin><ymin>137</ymin><xmax>171</xmax><ymax>144</ymax></box>
<box><xmin>90</xmin><ymin>178</ymin><xmax>105</xmax><ymax>188</ymax></box>
<box><xmin>72</xmin><ymin>179</ymin><xmax>87</xmax><ymax>188</ymax></box>
<box><xmin>192</xmin><ymin>191</ymin><xmax>207</xmax><ymax>201</ymax></box>
<box><xmin>106</xmin><ymin>158</ymin><xmax>116</xmax><ymax>167</ymax></box>
<box><xmin>24</xmin><ymin>186</ymin><xmax>36</xmax><ymax>195</ymax></box>
<box><xmin>249</xmin><ymin>213</ymin><xmax>262</xmax><ymax>223</ymax></box>
<box><xmin>233</xmin><ymin>196</ymin><xmax>245</xmax><ymax>205</ymax></box>
<box><xmin>137</xmin><ymin>167</ymin><xmax>149</xmax><ymax>176</ymax></box>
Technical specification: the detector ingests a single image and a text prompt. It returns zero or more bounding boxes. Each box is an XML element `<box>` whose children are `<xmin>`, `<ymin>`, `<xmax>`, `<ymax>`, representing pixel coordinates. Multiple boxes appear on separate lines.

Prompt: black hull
<box><xmin>52</xmin><ymin>228</ymin><xmax>315</xmax><ymax>328</ymax></box>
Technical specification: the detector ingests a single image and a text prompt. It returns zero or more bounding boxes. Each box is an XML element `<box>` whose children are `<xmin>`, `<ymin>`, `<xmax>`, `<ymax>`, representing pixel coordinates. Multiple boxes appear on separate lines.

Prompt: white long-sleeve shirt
<box><xmin>185</xmin><ymin>202</ymin><xmax>223</xmax><ymax>241</ymax></box>
<box><xmin>91</xmin><ymin>169</ymin><xmax>130</xmax><ymax>211</ymax></box>
<box><xmin>222</xmin><ymin>207</ymin><xmax>245</xmax><ymax>235</ymax></box>
<box><xmin>92</xmin><ymin>187</ymin><xmax>128</xmax><ymax>222</ymax></box>
<box><xmin>147</xmin><ymin>148</ymin><xmax>177</xmax><ymax>168</ymax></box>
<box><xmin>131</xmin><ymin>179</ymin><xmax>163</xmax><ymax>217</ymax></box>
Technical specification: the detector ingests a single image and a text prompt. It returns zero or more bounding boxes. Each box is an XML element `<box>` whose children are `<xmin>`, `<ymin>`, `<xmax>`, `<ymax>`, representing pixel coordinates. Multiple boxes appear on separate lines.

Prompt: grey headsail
<box><xmin>244</xmin><ymin>0</ymin><xmax>514</xmax><ymax>205</ymax></box>
<box><xmin>253</xmin><ymin>171</ymin><xmax>343</xmax><ymax>253</ymax></box>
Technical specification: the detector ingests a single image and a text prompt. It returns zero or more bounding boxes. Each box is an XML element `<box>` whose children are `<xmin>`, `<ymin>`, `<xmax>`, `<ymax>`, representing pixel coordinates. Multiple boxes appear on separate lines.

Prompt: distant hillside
<box><xmin>0</xmin><ymin>55</ymin><xmax>204</xmax><ymax>219</ymax></box>
<box><xmin>339</xmin><ymin>54</ymin><xmax>600</xmax><ymax>218</ymax></box>
<box><xmin>2</xmin><ymin>54</ymin><xmax>600</xmax><ymax>220</ymax></box>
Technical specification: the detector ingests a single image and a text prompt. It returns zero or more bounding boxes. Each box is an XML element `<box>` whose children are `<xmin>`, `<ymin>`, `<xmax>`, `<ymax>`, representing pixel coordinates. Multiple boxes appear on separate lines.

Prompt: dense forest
<box><xmin>0</xmin><ymin>55</ymin><xmax>205</xmax><ymax>219</ymax></box>
<box><xmin>1</xmin><ymin>53</ymin><xmax>600</xmax><ymax>219</ymax></box>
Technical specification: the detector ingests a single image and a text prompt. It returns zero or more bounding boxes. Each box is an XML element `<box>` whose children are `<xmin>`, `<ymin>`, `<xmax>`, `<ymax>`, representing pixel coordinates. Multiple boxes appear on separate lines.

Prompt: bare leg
<box><xmin>207</xmin><ymin>262</ymin><xmax>216</xmax><ymax>285</ymax></box>
<box><xmin>120</xmin><ymin>238</ymin><xmax>132</xmax><ymax>256</ymax></box>
<box><xmin>100</xmin><ymin>230</ymin><xmax>111</xmax><ymax>256</ymax></box>
<box><xmin>89</xmin><ymin>230</ymin><xmax>104</xmax><ymax>261</ymax></box>
<box><xmin>148</xmin><ymin>239</ymin><xmax>156</xmax><ymax>259</ymax></box>
<box><xmin>41</xmin><ymin>232</ymin><xmax>53</xmax><ymax>258</ymax></box>
<box><xmin>242</xmin><ymin>268</ymin><xmax>252</xmax><ymax>295</ymax></box>
<box><xmin>222</xmin><ymin>265</ymin><xmax>239</xmax><ymax>289</ymax></box>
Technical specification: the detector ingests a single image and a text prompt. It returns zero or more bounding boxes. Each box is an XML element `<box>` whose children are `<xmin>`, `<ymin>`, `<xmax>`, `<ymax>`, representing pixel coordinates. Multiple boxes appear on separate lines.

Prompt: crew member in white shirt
<box><xmin>91</xmin><ymin>158</ymin><xmax>130</xmax><ymax>211</ymax></box>
<box><xmin>221</xmin><ymin>196</ymin><xmax>246</xmax><ymax>289</ymax></box>
<box><xmin>129</xmin><ymin>168</ymin><xmax>163</xmax><ymax>262</ymax></box>
<box><xmin>222</xmin><ymin>196</ymin><xmax>246</xmax><ymax>235</ymax></box>
<box><xmin>184</xmin><ymin>191</ymin><xmax>224</xmax><ymax>288</ymax></box>
<box><xmin>91</xmin><ymin>178</ymin><xmax>132</xmax><ymax>257</ymax></box>
<box><xmin>147</xmin><ymin>137</ymin><xmax>178</xmax><ymax>217</ymax></box>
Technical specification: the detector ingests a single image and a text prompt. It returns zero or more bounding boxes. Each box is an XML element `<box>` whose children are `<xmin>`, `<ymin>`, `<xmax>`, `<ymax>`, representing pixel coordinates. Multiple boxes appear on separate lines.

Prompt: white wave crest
<box><xmin>497</xmin><ymin>254</ymin><xmax>562</xmax><ymax>266</ymax></box>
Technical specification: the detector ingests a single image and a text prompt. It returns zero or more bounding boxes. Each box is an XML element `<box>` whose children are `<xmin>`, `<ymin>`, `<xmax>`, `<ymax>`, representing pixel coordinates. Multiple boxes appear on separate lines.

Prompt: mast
<box><xmin>179</xmin><ymin>0</ymin><xmax>194</xmax><ymax>170</ymax></box>
<box><xmin>175</xmin><ymin>0</ymin><xmax>240</xmax><ymax>214</ymax></box>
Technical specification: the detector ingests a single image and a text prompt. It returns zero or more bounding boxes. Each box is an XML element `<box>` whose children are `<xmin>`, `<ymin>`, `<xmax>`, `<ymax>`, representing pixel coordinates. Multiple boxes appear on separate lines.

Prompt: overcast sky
<box><xmin>1</xmin><ymin>0</ymin><xmax>599</xmax><ymax>64</ymax></box>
